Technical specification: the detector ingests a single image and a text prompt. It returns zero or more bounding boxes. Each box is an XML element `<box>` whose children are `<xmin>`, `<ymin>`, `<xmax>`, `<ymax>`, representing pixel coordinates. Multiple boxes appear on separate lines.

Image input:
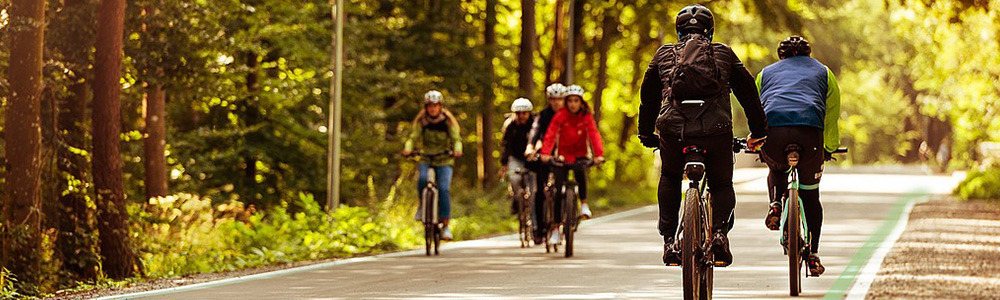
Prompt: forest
<box><xmin>0</xmin><ymin>0</ymin><xmax>997</xmax><ymax>297</ymax></box>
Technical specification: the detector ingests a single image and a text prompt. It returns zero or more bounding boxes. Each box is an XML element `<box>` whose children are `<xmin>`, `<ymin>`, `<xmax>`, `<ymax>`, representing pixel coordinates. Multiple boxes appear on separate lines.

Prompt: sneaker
<box><xmin>441</xmin><ymin>227</ymin><xmax>454</xmax><ymax>241</ymax></box>
<box><xmin>806</xmin><ymin>254</ymin><xmax>825</xmax><ymax>276</ymax></box>
<box><xmin>533</xmin><ymin>235</ymin><xmax>546</xmax><ymax>246</ymax></box>
<box><xmin>765</xmin><ymin>202</ymin><xmax>782</xmax><ymax>231</ymax></box>
<box><xmin>711</xmin><ymin>231</ymin><xmax>733</xmax><ymax>267</ymax></box>
<box><xmin>580</xmin><ymin>203</ymin><xmax>593</xmax><ymax>219</ymax></box>
<box><xmin>663</xmin><ymin>238</ymin><xmax>682</xmax><ymax>266</ymax></box>
<box><xmin>548</xmin><ymin>230</ymin><xmax>562</xmax><ymax>245</ymax></box>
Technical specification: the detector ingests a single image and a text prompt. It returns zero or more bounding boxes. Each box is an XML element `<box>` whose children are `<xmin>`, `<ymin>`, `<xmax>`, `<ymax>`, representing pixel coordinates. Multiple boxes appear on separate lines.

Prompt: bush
<box><xmin>137</xmin><ymin>193</ymin><xmax>419</xmax><ymax>278</ymax></box>
<box><xmin>954</xmin><ymin>167</ymin><xmax>1000</xmax><ymax>201</ymax></box>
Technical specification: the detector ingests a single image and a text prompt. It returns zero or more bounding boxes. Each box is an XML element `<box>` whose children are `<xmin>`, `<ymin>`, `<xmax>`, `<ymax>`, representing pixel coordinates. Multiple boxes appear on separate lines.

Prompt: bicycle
<box><xmin>663</xmin><ymin>141</ymin><xmax>738</xmax><ymax>300</ymax></box>
<box><xmin>546</xmin><ymin>156</ymin><xmax>596</xmax><ymax>258</ymax></box>
<box><xmin>738</xmin><ymin>138</ymin><xmax>847</xmax><ymax>296</ymax></box>
<box><xmin>406</xmin><ymin>151</ymin><xmax>453</xmax><ymax>256</ymax></box>
<box><xmin>508</xmin><ymin>167</ymin><xmax>534</xmax><ymax>248</ymax></box>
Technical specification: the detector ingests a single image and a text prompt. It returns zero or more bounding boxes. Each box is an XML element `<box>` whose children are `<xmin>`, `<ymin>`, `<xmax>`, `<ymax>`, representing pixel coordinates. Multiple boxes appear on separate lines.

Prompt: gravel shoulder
<box><xmin>866</xmin><ymin>197</ymin><xmax>1000</xmax><ymax>299</ymax></box>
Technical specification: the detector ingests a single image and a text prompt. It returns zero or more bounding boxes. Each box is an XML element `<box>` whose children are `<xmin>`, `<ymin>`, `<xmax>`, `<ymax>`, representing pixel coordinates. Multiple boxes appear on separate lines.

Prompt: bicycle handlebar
<box><xmin>733</xmin><ymin>137</ymin><xmax>848</xmax><ymax>155</ymax></box>
<box><xmin>406</xmin><ymin>150</ymin><xmax>454</xmax><ymax>159</ymax></box>
<box><xmin>549</xmin><ymin>156</ymin><xmax>597</xmax><ymax>168</ymax></box>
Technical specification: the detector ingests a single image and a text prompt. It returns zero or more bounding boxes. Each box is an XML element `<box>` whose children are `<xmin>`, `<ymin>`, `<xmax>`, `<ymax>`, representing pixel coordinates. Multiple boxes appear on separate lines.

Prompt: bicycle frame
<box><xmin>778</xmin><ymin>168</ymin><xmax>811</xmax><ymax>256</ymax></box>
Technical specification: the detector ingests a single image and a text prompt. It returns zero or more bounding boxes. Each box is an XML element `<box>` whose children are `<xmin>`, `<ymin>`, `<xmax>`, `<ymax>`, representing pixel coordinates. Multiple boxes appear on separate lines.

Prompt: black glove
<box><xmin>824</xmin><ymin>151</ymin><xmax>836</xmax><ymax>162</ymax></box>
<box><xmin>638</xmin><ymin>134</ymin><xmax>660</xmax><ymax>148</ymax></box>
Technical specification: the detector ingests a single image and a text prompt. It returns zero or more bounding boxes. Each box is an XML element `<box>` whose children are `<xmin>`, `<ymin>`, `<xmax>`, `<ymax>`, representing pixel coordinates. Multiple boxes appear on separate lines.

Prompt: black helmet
<box><xmin>676</xmin><ymin>4</ymin><xmax>714</xmax><ymax>39</ymax></box>
<box><xmin>777</xmin><ymin>36</ymin><xmax>812</xmax><ymax>59</ymax></box>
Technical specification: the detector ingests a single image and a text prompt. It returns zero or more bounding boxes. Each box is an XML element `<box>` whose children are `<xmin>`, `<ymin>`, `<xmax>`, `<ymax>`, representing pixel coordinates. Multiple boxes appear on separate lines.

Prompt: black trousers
<box><xmin>532</xmin><ymin>163</ymin><xmax>552</xmax><ymax>236</ymax></box>
<box><xmin>761</xmin><ymin>126</ymin><xmax>825</xmax><ymax>253</ymax></box>
<box><xmin>657</xmin><ymin>134</ymin><xmax>736</xmax><ymax>241</ymax></box>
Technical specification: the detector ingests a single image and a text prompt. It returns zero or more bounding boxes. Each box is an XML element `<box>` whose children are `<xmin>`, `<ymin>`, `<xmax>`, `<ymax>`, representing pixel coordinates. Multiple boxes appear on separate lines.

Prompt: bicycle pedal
<box><xmin>664</xmin><ymin>262</ymin><xmax>681</xmax><ymax>267</ymax></box>
<box><xmin>713</xmin><ymin>261</ymin><xmax>730</xmax><ymax>267</ymax></box>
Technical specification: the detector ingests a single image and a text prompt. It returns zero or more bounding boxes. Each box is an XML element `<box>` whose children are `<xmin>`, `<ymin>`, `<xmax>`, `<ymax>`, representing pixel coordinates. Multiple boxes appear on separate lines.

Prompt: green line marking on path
<box><xmin>823</xmin><ymin>190</ymin><xmax>930</xmax><ymax>300</ymax></box>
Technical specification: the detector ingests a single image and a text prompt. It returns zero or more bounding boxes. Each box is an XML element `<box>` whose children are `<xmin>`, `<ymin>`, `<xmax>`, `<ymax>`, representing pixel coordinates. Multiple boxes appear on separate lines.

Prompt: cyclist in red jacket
<box><xmin>540</xmin><ymin>85</ymin><xmax>605</xmax><ymax>243</ymax></box>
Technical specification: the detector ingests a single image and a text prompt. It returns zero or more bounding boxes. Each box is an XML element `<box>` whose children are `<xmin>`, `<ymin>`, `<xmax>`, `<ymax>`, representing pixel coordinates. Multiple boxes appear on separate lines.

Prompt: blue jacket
<box><xmin>756</xmin><ymin>56</ymin><xmax>841</xmax><ymax>152</ymax></box>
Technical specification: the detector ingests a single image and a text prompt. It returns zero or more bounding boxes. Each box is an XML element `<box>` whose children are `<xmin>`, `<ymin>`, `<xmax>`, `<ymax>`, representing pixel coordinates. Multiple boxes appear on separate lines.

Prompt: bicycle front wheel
<box><xmin>563</xmin><ymin>186</ymin><xmax>577</xmax><ymax>258</ymax></box>
<box><xmin>682</xmin><ymin>188</ymin><xmax>703</xmax><ymax>300</ymax></box>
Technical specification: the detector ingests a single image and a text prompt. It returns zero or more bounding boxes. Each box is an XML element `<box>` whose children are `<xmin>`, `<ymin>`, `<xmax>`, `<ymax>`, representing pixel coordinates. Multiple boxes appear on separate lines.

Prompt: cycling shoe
<box><xmin>663</xmin><ymin>238</ymin><xmax>681</xmax><ymax>266</ymax></box>
<box><xmin>765</xmin><ymin>202</ymin><xmax>782</xmax><ymax>231</ymax></box>
<box><xmin>807</xmin><ymin>254</ymin><xmax>825</xmax><ymax>276</ymax></box>
<box><xmin>712</xmin><ymin>231</ymin><xmax>733</xmax><ymax>267</ymax></box>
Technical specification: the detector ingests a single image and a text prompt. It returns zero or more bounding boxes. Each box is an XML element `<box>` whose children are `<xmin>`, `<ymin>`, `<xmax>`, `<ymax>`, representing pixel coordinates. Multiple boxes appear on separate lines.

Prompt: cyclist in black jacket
<box><xmin>501</xmin><ymin>98</ymin><xmax>536</xmax><ymax>215</ymax></box>
<box><xmin>637</xmin><ymin>4</ymin><xmax>768</xmax><ymax>267</ymax></box>
<box><xmin>526</xmin><ymin>83</ymin><xmax>566</xmax><ymax>245</ymax></box>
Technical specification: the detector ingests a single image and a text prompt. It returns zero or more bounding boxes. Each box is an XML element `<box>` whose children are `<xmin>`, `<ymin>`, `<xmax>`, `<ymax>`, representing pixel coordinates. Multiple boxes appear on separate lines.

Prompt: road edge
<box><xmin>92</xmin><ymin>204</ymin><xmax>660</xmax><ymax>300</ymax></box>
<box><xmin>823</xmin><ymin>190</ymin><xmax>930</xmax><ymax>300</ymax></box>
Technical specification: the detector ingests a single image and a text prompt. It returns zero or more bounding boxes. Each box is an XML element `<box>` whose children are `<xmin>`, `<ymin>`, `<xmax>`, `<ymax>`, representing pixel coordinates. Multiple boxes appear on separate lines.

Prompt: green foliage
<box><xmin>136</xmin><ymin>193</ymin><xmax>417</xmax><ymax>278</ymax></box>
<box><xmin>954</xmin><ymin>167</ymin><xmax>1000</xmax><ymax>201</ymax></box>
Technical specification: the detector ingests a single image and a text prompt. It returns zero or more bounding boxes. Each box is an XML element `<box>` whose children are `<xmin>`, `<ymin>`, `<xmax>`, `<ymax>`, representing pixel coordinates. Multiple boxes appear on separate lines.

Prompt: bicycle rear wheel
<box><xmin>563</xmin><ymin>186</ymin><xmax>578</xmax><ymax>258</ymax></box>
<box><xmin>788</xmin><ymin>188</ymin><xmax>802</xmax><ymax>296</ymax></box>
<box><xmin>682</xmin><ymin>188</ymin><xmax>703</xmax><ymax>300</ymax></box>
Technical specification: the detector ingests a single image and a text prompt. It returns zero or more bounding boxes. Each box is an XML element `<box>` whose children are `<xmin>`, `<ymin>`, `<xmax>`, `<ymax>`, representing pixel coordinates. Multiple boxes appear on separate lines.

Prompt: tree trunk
<box><xmin>242</xmin><ymin>52</ymin><xmax>261</xmax><ymax>207</ymax></box>
<box><xmin>56</xmin><ymin>80</ymin><xmax>100</xmax><ymax>280</ymax></box>
<box><xmin>479</xmin><ymin>0</ymin><xmax>498</xmax><ymax>187</ymax></box>
<box><xmin>545</xmin><ymin>0</ymin><xmax>566</xmax><ymax>85</ymax></box>
<box><xmin>3</xmin><ymin>0</ymin><xmax>46</xmax><ymax>289</ymax></box>
<box><xmin>92</xmin><ymin>0</ymin><xmax>138</xmax><ymax>279</ymax></box>
<box><xmin>143</xmin><ymin>83</ymin><xmax>168</xmax><ymax>199</ymax></box>
<box><xmin>593</xmin><ymin>14</ymin><xmax>618</xmax><ymax>124</ymax></box>
<box><xmin>565</xmin><ymin>0</ymin><xmax>583</xmax><ymax>84</ymax></box>
<box><xmin>49</xmin><ymin>0</ymin><xmax>101</xmax><ymax>281</ymax></box>
<box><xmin>518</xmin><ymin>0</ymin><xmax>536</xmax><ymax>99</ymax></box>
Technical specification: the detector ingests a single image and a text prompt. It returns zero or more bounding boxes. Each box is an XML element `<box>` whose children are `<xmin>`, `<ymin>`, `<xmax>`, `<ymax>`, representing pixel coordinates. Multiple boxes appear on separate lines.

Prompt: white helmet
<box><xmin>510</xmin><ymin>98</ymin><xmax>533</xmax><ymax>112</ymax></box>
<box><xmin>564</xmin><ymin>85</ymin><xmax>585</xmax><ymax>98</ymax></box>
<box><xmin>424</xmin><ymin>90</ymin><xmax>443</xmax><ymax>104</ymax></box>
<box><xmin>545</xmin><ymin>83</ymin><xmax>567</xmax><ymax>98</ymax></box>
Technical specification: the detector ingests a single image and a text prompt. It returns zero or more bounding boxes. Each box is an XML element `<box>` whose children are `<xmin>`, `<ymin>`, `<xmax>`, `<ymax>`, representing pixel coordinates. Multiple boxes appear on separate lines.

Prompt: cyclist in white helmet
<box><xmin>404</xmin><ymin>90</ymin><xmax>463</xmax><ymax>240</ymax></box>
<box><xmin>526</xmin><ymin>83</ymin><xmax>567</xmax><ymax>244</ymax></box>
<box><xmin>501</xmin><ymin>98</ymin><xmax>537</xmax><ymax>215</ymax></box>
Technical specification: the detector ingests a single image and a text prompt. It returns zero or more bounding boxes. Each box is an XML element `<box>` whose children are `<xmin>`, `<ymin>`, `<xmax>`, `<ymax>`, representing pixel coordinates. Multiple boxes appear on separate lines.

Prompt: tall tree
<box><xmin>518</xmin><ymin>0</ymin><xmax>536</xmax><ymax>98</ymax></box>
<box><xmin>545</xmin><ymin>0</ymin><xmax>566</xmax><ymax>85</ymax></box>
<box><xmin>138</xmin><ymin>5</ymin><xmax>167</xmax><ymax>200</ymax></box>
<box><xmin>3</xmin><ymin>0</ymin><xmax>46</xmax><ymax>289</ymax></box>
<box><xmin>143</xmin><ymin>83</ymin><xmax>167</xmax><ymax>199</ymax></box>
<box><xmin>92</xmin><ymin>0</ymin><xmax>138</xmax><ymax>279</ymax></box>
<box><xmin>593</xmin><ymin>11</ymin><xmax>620</xmax><ymax>124</ymax></box>
<box><xmin>479</xmin><ymin>0</ymin><xmax>498</xmax><ymax>186</ymax></box>
<box><xmin>48</xmin><ymin>0</ymin><xmax>100</xmax><ymax>281</ymax></box>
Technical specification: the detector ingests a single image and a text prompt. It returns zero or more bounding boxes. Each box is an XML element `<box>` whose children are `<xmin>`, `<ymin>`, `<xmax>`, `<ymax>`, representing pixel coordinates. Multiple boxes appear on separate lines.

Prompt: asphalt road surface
<box><xmin>132</xmin><ymin>168</ymin><xmax>961</xmax><ymax>300</ymax></box>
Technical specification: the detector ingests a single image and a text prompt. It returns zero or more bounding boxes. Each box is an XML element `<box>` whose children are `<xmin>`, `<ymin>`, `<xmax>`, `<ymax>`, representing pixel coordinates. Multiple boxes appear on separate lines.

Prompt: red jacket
<box><xmin>541</xmin><ymin>109</ymin><xmax>605</xmax><ymax>163</ymax></box>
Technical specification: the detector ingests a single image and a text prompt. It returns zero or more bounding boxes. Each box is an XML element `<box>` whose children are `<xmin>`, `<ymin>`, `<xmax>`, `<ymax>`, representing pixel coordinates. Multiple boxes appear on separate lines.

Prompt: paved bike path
<box><xmin>126</xmin><ymin>172</ymin><xmax>959</xmax><ymax>299</ymax></box>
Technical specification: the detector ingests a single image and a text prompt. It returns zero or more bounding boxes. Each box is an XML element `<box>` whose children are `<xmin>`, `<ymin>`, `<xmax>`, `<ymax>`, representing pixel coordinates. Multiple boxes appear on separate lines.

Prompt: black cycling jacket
<box><xmin>638</xmin><ymin>42</ymin><xmax>767</xmax><ymax>139</ymax></box>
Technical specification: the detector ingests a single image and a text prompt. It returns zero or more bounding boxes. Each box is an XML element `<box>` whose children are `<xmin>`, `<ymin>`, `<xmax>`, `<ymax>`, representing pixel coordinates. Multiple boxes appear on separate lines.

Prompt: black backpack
<box><xmin>652</xmin><ymin>34</ymin><xmax>734</xmax><ymax>138</ymax></box>
<box><xmin>663</xmin><ymin>34</ymin><xmax>725</xmax><ymax>102</ymax></box>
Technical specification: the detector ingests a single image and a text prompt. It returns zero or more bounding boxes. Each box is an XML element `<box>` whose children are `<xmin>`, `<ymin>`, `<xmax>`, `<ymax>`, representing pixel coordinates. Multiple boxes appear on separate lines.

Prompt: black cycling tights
<box><xmin>762</xmin><ymin>126</ymin><xmax>825</xmax><ymax>253</ymax></box>
<box><xmin>657</xmin><ymin>134</ymin><xmax>737</xmax><ymax>242</ymax></box>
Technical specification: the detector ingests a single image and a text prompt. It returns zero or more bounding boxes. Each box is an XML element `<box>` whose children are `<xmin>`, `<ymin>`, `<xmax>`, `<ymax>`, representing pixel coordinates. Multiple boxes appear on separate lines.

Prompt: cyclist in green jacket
<box><xmin>756</xmin><ymin>36</ymin><xmax>841</xmax><ymax>275</ymax></box>
<box><xmin>403</xmin><ymin>90</ymin><xmax>463</xmax><ymax>240</ymax></box>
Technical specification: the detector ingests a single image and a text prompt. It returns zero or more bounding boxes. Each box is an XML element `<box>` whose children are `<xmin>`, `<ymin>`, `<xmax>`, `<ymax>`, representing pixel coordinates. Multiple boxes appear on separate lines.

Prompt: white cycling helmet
<box><xmin>545</xmin><ymin>83</ymin><xmax>567</xmax><ymax>98</ymax></box>
<box><xmin>424</xmin><ymin>90</ymin><xmax>443</xmax><ymax>104</ymax></box>
<box><xmin>564</xmin><ymin>85</ymin><xmax>585</xmax><ymax>98</ymax></box>
<box><xmin>510</xmin><ymin>98</ymin><xmax>533</xmax><ymax>112</ymax></box>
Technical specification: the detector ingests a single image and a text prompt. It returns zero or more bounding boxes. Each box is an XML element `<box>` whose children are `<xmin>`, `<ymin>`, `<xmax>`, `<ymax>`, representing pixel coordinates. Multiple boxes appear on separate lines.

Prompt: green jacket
<box><xmin>404</xmin><ymin>113</ymin><xmax>462</xmax><ymax>166</ymax></box>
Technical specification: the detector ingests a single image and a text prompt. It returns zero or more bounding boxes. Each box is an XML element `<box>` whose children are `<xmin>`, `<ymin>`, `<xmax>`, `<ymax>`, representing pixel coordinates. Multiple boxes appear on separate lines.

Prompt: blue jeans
<box><xmin>418</xmin><ymin>163</ymin><xmax>453</xmax><ymax>219</ymax></box>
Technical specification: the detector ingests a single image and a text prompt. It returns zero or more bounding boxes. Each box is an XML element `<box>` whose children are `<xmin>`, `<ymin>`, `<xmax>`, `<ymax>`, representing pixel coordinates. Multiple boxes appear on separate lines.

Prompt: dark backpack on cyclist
<box><xmin>651</xmin><ymin>34</ymin><xmax>734</xmax><ymax>138</ymax></box>
<box><xmin>664</xmin><ymin>34</ymin><xmax>725</xmax><ymax>101</ymax></box>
